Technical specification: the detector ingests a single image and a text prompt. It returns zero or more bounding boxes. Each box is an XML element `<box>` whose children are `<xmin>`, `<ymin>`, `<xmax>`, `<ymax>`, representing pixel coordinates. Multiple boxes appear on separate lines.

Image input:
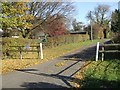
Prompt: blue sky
<box><xmin>73</xmin><ymin>2</ymin><xmax>118</xmax><ymax>25</ymax></box>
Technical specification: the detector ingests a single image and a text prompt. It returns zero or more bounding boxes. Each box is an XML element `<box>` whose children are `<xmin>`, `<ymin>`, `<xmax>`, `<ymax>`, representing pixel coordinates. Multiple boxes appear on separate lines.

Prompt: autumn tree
<box><xmin>84</xmin><ymin>24</ymin><xmax>104</xmax><ymax>39</ymax></box>
<box><xmin>0</xmin><ymin>2</ymin><xmax>34</xmax><ymax>38</ymax></box>
<box><xmin>45</xmin><ymin>14</ymin><xmax>67</xmax><ymax>37</ymax></box>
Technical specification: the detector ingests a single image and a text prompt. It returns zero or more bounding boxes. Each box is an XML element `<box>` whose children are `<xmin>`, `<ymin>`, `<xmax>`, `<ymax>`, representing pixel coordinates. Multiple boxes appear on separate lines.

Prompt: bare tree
<box><xmin>86</xmin><ymin>4</ymin><xmax>111</xmax><ymax>38</ymax></box>
<box><xmin>86</xmin><ymin>4</ymin><xmax>110</xmax><ymax>25</ymax></box>
<box><xmin>26</xmin><ymin>1</ymin><xmax>75</xmax><ymax>38</ymax></box>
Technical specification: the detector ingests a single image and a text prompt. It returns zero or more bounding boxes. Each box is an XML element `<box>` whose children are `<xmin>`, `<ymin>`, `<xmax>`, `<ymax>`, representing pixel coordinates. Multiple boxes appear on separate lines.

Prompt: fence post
<box><xmin>20</xmin><ymin>51</ymin><xmax>22</xmax><ymax>60</ymax></box>
<box><xmin>38</xmin><ymin>50</ymin><xmax>40</xmax><ymax>59</ymax></box>
<box><xmin>40</xmin><ymin>43</ymin><xmax>43</xmax><ymax>59</ymax></box>
<box><xmin>96</xmin><ymin>42</ymin><xmax>100</xmax><ymax>61</ymax></box>
<box><xmin>102</xmin><ymin>45</ymin><xmax>104</xmax><ymax>61</ymax></box>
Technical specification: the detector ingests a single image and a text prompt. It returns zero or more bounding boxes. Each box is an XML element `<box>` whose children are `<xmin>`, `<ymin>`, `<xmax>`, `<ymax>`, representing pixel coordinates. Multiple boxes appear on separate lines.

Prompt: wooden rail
<box><xmin>9</xmin><ymin>43</ymin><xmax>43</xmax><ymax>59</ymax></box>
<box><xmin>101</xmin><ymin>44</ymin><xmax>120</xmax><ymax>46</ymax></box>
<box><xmin>96</xmin><ymin>42</ymin><xmax>120</xmax><ymax>61</ymax></box>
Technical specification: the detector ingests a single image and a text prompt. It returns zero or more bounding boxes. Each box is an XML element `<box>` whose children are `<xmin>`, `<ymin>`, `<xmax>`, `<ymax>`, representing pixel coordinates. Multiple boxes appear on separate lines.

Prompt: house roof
<box><xmin>70</xmin><ymin>31</ymin><xmax>87</xmax><ymax>34</ymax></box>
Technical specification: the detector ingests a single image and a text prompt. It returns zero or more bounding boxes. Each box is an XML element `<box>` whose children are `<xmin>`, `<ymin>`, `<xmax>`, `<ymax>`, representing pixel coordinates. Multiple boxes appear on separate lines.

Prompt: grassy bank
<box><xmin>2</xmin><ymin>39</ymin><xmax>103</xmax><ymax>74</ymax></box>
<box><xmin>73</xmin><ymin>60</ymin><xmax>120</xmax><ymax>88</ymax></box>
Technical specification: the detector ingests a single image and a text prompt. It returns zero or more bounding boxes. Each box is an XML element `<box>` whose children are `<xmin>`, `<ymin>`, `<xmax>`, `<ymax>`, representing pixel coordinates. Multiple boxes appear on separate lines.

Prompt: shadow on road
<box><xmin>21</xmin><ymin>82</ymin><xmax>66</xmax><ymax>88</ymax></box>
<box><xmin>15</xmin><ymin>69</ymin><xmax>38</xmax><ymax>72</ymax></box>
<box><xmin>60</xmin><ymin>45</ymin><xmax>96</xmax><ymax>61</ymax></box>
<box><xmin>16</xmin><ymin>45</ymin><xmax>96</xmax><ymax>88</ymax></box>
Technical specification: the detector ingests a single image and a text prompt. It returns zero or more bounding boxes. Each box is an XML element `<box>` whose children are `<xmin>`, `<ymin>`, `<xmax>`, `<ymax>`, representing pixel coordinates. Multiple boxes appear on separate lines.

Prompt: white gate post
<box><xmin>40</xmin><ymin>43</ymin><xmax>43</xmax><ymax>59</ymax></box>
<box><xmin>96</xmin><ymin>42</ymin><xmax>100</xmax><ymax>61</ymax></box>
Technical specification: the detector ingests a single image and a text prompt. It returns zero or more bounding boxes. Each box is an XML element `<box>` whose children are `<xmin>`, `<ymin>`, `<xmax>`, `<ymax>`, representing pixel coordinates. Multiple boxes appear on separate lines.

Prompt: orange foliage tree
<box><xmin>45</xmin><ymin>15</ymin><xmax>67</xmax><ymax>37</ymax></box>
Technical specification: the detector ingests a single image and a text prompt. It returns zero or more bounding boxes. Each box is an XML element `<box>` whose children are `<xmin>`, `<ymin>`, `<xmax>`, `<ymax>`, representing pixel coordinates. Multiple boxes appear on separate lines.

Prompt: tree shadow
<box><xmin>81</xmin><ymin>77</ymin><xmax>120</xmax><ymax>88</ymax></box>
<box><xmin>20</xmin><ymin>73</ymin><xmax>77</xmax><ymax>88</ymax></box>
<box><xmin>60</xmin><ymin>46</ymin><xmax>96</xmax><ymax>61</ymax></box>
<box><xmin>11</xmin><ymin>57</ymin><xmax>39</xmax><ymax>59</ymax></box>
<box><xmin>21</xmin><ymin>82</ymin><xmax>66</xmax><ymax>89</ymax></box>
<box><xmin>103</xmin><ymin>52</ymin><xmax>120</xmax><ymax>60</ymax></box>
<box><xmin>15</xmin><ymin>69</ymin><xmax>38</xmax><ymax>72</ymax></box>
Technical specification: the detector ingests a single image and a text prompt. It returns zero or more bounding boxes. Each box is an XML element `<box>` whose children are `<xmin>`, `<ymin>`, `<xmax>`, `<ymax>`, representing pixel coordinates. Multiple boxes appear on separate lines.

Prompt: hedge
<box><xmin>2</xmin><ymin>38</ymin><xmax>38</xmax><ymax>59</ymax></box>
<box><xmin>112</xmin><ymin>33</ymin><xmax>120</xmax><ymax>43</ymax></box>
<box><xmin>43</xmin><ymin>34</ymin><xmax>89</xmax><ymax>48</ymax></box>
<box><xmin>2</xmin><ymin>34</ymin><xmax>89</xmax><ymax>59</ymax></box>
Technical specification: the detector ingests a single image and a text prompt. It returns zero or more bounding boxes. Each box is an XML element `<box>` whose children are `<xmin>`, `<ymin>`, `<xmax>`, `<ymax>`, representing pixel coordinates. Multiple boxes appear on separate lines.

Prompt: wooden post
<box><xmin>96</xmin><ymin>42</ymin><xmax>100</xmax><ymax>61</ymax></box>
<box><xmin>19</xmin><ymin>47</ymin><xmax>22</xmax><ymax>60</ymax></box>
<box><xmin>37</xmin><ymin>46</ymin><xmax>40</xmax><ymax>59</ymax></box>
<box><xmin>90</xmin><ymin>11</ymin><xmax>93</xmax><ymax>41</ymax></box>
<box><xmin>20</xmin><ymin>51</ymin><xmax>22</xmax><ymax>60</ymax></box>
<box><xmin>40</xmin><ymin>43</ymin><xmax>43</xmax><ymax>59</ymax></box>
<box><xmin>102</xmin><ymin>45</ymin><xmax>104</xmax><ymax>61</ymax></box>
<box><xmin>38</xmin><ymin>50</ymin><xmax>40</xmax><ymax>59</ymax></box>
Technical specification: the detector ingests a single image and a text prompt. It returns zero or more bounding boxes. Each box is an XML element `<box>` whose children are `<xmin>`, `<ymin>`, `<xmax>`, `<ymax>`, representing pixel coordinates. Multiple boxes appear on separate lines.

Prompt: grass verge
<box><xmin>2</xmin><ymin>39</ymin><xmax>104</xmax><ymax>74</ymax></box>
<box><xmin>73</xmin><ymin>59</ymin><xmax>120</xmax><ymax>88</ymax></box>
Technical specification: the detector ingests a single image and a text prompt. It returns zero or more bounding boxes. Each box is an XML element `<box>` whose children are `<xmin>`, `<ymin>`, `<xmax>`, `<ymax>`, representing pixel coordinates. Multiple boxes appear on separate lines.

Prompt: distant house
<box><xmin>12</xmin><ymin>36</ymin><xmax>19</xmax><ymax>38</ymax></box>
<box><xmin>0</xmin><ymin>29</ymin><xmax>3</xmax><ymax>37</ymax></box>
<box><xmin>0</xmin><ymin>29</ymin><xmax>3</xmax><ymax>32</ymax></box>
<box><xmin>30</xmin><ymin>29</ymin><xmax>45</xmax><ymax>39</ymax></box>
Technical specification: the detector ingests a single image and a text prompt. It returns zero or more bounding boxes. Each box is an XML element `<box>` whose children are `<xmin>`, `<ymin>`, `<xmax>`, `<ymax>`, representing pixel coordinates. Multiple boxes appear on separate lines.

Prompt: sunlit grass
<box><xmin>73</xmin><ymin>60</ymin><xmax>120</xmax><ymax>88</ymax></box>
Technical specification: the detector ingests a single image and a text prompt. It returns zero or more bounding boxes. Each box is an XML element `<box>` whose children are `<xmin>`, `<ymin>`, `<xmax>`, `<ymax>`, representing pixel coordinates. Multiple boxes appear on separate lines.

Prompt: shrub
<box><xmin>112</xmin><ymin>33</ymin><xmax>120</xmax><ymax>43</ymax></box>
<box><xmin>43</xmin><ymin>34</ymin><xmax>89</xmax><ymax>48</ymax></box>
<box><xmin>2</xmin><ymin>34</ymin><xmax>89</xmax><ymax>59</ymax></box>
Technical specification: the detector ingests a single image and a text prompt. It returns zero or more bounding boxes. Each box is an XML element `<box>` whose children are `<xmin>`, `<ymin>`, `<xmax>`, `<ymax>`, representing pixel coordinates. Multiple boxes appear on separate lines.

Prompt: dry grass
<box><xmin>2</xmin><ymin>59</ymin><xmax>40</xmax><ymax>74</ymax></box>
<box><xmin>55</xmin><ymin>60</ymin><xmax>68</xmax><ymax>67</ymax></box>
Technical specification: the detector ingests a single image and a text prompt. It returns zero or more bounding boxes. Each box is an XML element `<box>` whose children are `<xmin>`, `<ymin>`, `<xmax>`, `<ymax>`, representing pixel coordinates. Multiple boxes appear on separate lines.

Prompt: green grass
<box><xmin>75</xmin><ymin>60</ymin><xmax>120</xmax><ymax>88</ymax></box>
